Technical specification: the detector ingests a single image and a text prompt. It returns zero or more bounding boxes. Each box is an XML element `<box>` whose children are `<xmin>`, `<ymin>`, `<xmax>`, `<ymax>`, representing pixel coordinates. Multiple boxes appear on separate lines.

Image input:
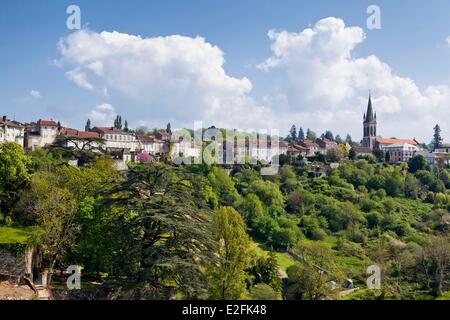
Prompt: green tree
<box><xmin>248</xmin><ymin>283</ymin><xmax>281</xmax><ymax>300</ymax></box>
<box><xmin>114</xmin><ymin>115</ymin><xmax>123</xmax><ymax>129</ymax></box>
<box><xmin>247</xmin><ymin>251</ymin><xmax>281</xmax><ymax>291</ymax></box>
<box><xmin>416</xmin><ymin>236</ymin><xmax>450</xmax><ymax>297</ymax></box>
<box><xmin>207</xmin><ymin>166</ymin><xmax>240</xmax><ymax>206</ymax></box>
<box><xmin>323</xmin><ymin>130</ymin><xmax>334</xmax><ymax>141</ymax></box>
<box><xmin>345</xmin><ymin>134</ymin><xmax>353</xmax><ymax>144</ymax></box>
<box><xmin>248</xmin><ymin>180</ymin><xmax>284</xmax><ymax>210</ymax></box>
<box><xmin>408</xmin><ymin>155</ymin><xmax>429</xmax><ymax>173</ymax></box>
<box><xmin>289</xmin><ymin>125</ymin><xmax>297</xmax><ymax>143</ymax></box>
<box><xmin>104</xmin><ymin>163</ymin><xmax>217</xmax><ymax>298</ymax></box>
<box><xmin>298</xmin><ymin>127</ymin><xmax>305</xmax><ymax>141</ymax></box>
<box><xmin>166</xmin><ymin>122</ymin><xmax>172</xmax><ymax>133</ymax></box>
<box><xmin>15</xmin><ymin>171</ymin><xmax>78</xmax><ymax>286</ymax></box>
<box><xmin>433</xmin><ymin>124</ymin><xmax>443</xmax><ymax>149</ymax></box>
<box><xmin>372</xmin><ymin>149</ymin><xmax>384</xmax><ymax>162</ymax></box>
<box><xmin>348</xmin><ymin>148</ymin><xmax>357</xmax><ymax>160</ymax></box>
<box><xmin>0</xmin><ymin>142</ymin><xmax>31</xmax><ymax>217</ymax></box>
<box><xmin>85</xmin><ymin>118</ymin><xmax>91</xmax><ymax>131</ymax></box>
<box><xmin>287</xmin><ymin>242</ymin><xmax>340</xmax><ymax>300</ymax></box>
<box><xmin>306</xmin><ymin>129</ymin><xmax>317</xmax><ymax>141</ymax></box>
<box><xmin>208</xmin><ymin>206</ymin><xmax>252</xmax><ymax>300</ymax></box>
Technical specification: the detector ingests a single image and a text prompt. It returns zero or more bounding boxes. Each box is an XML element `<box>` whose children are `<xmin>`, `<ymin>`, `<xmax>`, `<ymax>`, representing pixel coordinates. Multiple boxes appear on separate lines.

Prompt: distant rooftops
<box><xmin>92</xmin><ymin>127</ymin><xmax>132</xmax><ymax>134</ymax></box>
<box><xmin>38</xmin><ymin>119</ymin><xmax>58</xmax><ymax>127</ymax></box>
<box><xmin>1</xmin><ymin>116</ymin><xmax>25</xmax><ymax>128</ymax></box>
<box><xmin>59</xmin><ymin>127</ymin><xmax>100</xmax><ymax>139</ymax></box>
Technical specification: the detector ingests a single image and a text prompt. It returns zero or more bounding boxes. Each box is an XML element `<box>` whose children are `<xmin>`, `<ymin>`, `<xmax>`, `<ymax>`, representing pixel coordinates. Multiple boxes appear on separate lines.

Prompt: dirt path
<box><xmin>0</xmin><ymin>281</ymin><xmax>35</xmax><ymax>300</ymax></box>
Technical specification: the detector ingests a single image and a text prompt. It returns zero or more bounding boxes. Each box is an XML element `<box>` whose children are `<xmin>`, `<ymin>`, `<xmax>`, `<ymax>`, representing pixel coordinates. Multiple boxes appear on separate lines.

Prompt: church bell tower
<box><xmin>362</xmin><ymin>93</ymin><xmax>377</xmax><ymax>149</ymax></box>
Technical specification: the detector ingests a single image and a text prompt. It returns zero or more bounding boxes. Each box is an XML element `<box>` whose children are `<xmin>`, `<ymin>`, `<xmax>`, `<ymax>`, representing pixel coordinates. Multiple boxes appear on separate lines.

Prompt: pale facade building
<box><xmin>0</xmin><ymin>116</ymin><xmax>25</xmax><ymax>147</ymax></box>
<box><xmin>385</xmin><ymin>142</ymin><xmax>420</xmax><ymax>164</ymax></box>
<box><xmin>92</xmin><ymin>127</ymin><xmax>137</xmax><ymax>151</ymax></box>
<box><xmin>137</xmin><ymin>135</ymin><xmax>168</xmax><ymax>155</ymax></box>
<box><xmin>25</xmin><ymin>119</ymin><xmax>59</xmax><ymax>150</ymax></box>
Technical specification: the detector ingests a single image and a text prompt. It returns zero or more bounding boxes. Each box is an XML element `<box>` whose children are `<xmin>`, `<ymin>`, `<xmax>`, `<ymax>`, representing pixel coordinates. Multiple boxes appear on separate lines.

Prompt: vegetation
<box><xmin>0</xmin><ymin>141</ymin><xmax>449</xmax><ymax>300</ymax></box>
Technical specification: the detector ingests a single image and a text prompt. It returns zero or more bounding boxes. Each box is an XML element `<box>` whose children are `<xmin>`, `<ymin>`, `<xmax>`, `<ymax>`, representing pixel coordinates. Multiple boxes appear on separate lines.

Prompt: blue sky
<box><xmin>0</xmin><ymin>0</ymin><xmax>449</xmax><ymax>142</ymax></box>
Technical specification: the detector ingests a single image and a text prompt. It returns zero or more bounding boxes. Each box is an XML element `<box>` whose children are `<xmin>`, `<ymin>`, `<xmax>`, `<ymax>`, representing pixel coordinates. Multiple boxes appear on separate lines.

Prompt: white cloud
<box><xmin>447</xmin><ymin>36</ymin><xmax>450</xmax><ymax>47</ymax></box>
<box><xmin>30</xmin><ymin>90</ymin><xmax>41</xmax><ymax>98</ymax></box>
<box><xmin>56</xmin><ymin>24</ymin><xmax>450</xmax><ymax>142</ymax></box>
<box><xmin>66</xmin><ymin>68</ymin><xmax>94</xmax><ymax>90</ymax></box>
<box><xmin>258</xmin><ymin>17</ymin><xmax>450</xmax><ymax>142</ymax></box>
<box><xmin>87</xmin><ymin>103</ymin><xmax>116</xmax><ymax>126</ymax></box>
<box><xmin>57</xmin><ymin>30</ymin><xmax>273</xmax><ymax>131</ymax></box>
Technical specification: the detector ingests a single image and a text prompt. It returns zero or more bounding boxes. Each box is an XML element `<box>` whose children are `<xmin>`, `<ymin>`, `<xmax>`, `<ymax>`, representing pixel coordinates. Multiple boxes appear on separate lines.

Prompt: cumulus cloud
<box><xmin>30</xmin><ymin>90</ymin><xmax>41</xmax><ymax>98</ymax></box>
<box><xmin>57</xmin><ymin>30</ymin><xmax>273</xmax><ymax>131</ymax></box>
<box><xmin>88</xmin><ymin>103</ymin><xmax>116</xmax><ymax>126</ymax></box>
<box><xmin>56</xmin><ymin>22</ymin><xmax>450</xmax><ymax>142</ymax></box>
<box><xmin>259</xmin><ymin>17</ymin><xmax>450</xmax><ymax>142</ymax></box>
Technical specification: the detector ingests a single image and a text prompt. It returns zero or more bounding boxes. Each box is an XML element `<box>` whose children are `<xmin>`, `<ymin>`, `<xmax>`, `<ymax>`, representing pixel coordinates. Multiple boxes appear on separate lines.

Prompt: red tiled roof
<box><xmin>38</xmin><ymin>119</ymin><xmax>58</xmax><ymax>126</ymax></box>
<box><xmin>76</xmin><ymin>131</ymin><xmax>100</xmax><ymax>138</ymax></box>
<box><xmin>60</xmin><ymin>127</ymin><xmax>100</xmax><ymax>139</ymax></box>
<box><xmin>377</xmin><ymin>137</ymin><xmax>418</xmax><ymax>145</ymax></box>
<box><xmin>298</xmin><ymin>140</ymin><xmax>319</xmax><ymax>148</ymax></box>
<box><xmin>138</xmin><ymin>135</ymin><xmax>166</xmax><ymax>143</ymax></box>
<box><xmin>92</xmin><ymin>126</ymin><xmax>128</xmax><ymax>134</ymax></box>
<box><xmin>288</xmin><ymin>146</ymin><xmax>301</xmax><ymax>152</ymax></box>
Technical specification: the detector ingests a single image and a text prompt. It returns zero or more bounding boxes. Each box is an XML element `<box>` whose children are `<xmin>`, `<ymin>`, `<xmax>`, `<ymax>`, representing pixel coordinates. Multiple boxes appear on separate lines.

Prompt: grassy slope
<box><xmin>0</xmin><ymin>226</ymin><xmax>39</xmax><ymax>244</ymax></box>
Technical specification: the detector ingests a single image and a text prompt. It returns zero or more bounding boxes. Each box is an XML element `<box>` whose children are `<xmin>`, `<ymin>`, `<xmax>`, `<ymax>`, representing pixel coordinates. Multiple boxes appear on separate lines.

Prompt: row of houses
<box><xmin>286</xmin><ymin>135</ymin><xmax>450</xmax><ymax>168</ymax></box>
<box><xmin>2</xmin><ymin>113</ymin><xmax>448</xmax><ymax>167</ymax></box>
<box><xmin>287</xmin><ymin>138</ymin><xmax>341</xmax><ymax>158</ymax></box>
<box><xmin>0</xmin><ymin>116</ymin><xmax>289</xmax><ymax>164</ymax></box>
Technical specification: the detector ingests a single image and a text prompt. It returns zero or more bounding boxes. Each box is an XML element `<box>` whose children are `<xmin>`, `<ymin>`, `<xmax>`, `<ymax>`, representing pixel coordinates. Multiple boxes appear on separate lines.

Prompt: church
<box><xmin>360</xmin><ymin>94</ymin><xmax>421</xmax><ymax>163</ymax></box>
<box><xmin>362</xmin><ymin>94</ymin><xmax>377</xmax><ymax>149</ymax></box>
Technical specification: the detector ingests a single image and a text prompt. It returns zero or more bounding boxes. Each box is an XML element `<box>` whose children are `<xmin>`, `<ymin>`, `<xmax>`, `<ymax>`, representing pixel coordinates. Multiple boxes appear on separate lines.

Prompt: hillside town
<box><xmin>1</xmin><ymin>95</ymin><xmax>449</xmax><ymax>169</ymax></box>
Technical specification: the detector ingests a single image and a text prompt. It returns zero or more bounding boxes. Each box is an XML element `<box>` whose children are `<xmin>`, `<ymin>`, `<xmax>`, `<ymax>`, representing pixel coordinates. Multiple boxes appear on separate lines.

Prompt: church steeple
<box><xmin>365</xmin><ymin>93</ymin><xmax>374</xmax><ymax>122</ymax></box>
<box><xmin>362</xmin><ymin>92</ymin><xmax>377</xmax><ymax>149</ymax></box>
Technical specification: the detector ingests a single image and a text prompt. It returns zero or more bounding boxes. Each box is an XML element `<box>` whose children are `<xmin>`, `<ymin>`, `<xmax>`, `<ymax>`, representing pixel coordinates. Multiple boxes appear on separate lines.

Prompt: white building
<box><xmin>434</xmin><ymin>144</ymin><xmax>450</xmax><ymax>154</ymax></box>
<box><xmin>137</xmin><ymin>135</ymin><xmax>168</xmax><ymax>155</ymax></box>
<box><xmin>216</xmin><ymin>139</ymin><xmax>287</xmax><ymax>164</ymax></box>
<box><xmin>377</xmin><ymin>138</ymin><xmax>419</xmax><ymax>152</ymax></box>
<box><xmin>92</xmin><ymin>127</ymin><xmax>137</xmax><ymax>151</ymax></box>
<box><xmin>25</xmin><ymin>119</ymin><xmax>59</xmax><ymax>150</ymax></box>
<box><xmin>433</xmin><ymin>144</ymin><xmax>450</xmax><ymax>166</ymax></box>
<box><xmin>0</xmin><ymin>116</ymin><xmax>25</xmax><ymax>147</ymax></box>
<box><xmin>385</xmin><ymin>142</ymin><xmax>420</xmax><ymax>164</ymax></box>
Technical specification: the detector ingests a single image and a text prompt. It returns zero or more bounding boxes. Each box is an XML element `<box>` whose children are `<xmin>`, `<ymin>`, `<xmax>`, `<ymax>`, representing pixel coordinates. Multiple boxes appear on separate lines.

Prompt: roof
<box><xmin>298</xmin><ymin>140</ymin><xmax>319</xmax><ymax>148</ymax></box>
<box><xmin>352</xmin><ymin>146</ymin><xmax>372</xmax><ymax>154</ymax></box>
<box><xmin>315</xmin><ymin>138</ymin><xmax>337</xmax><ymax>148</ymax></box>
<box><xmin>137</xmin><ymin>135</ymin><xmax>165</xmax><ymax>143</ymax></box>
<box><xmin>288</xmin><ymin>145</ymin><xmax>309</xmax><ymax>152</ymax></box>
<box><xmin>60</xmin><ymin>127</ymin><xmax>100</xmax><ymax>139</ymax></box>
<box><xmin>0</xmin><ymin>118</ymin><xmax>24</xmax><ymax>128</ymax></box>
<box><xmin>384</xmin><ymin>142</ymin><xmax>419</xmax><ymax>149</ymax></box>
<box><xmin>38</xmin><ymin>119</ymin><xmax>58</xmax><ymax>126</ymax></box>
<box><xmin>377</xmin><ymin>137</ymin><xmax>418</xmax><ymax>145</ymax></box>
<box><xmin>92</xmin><ymin>126</ymin><xmax>131</xmax><ymax>134</ymax></box>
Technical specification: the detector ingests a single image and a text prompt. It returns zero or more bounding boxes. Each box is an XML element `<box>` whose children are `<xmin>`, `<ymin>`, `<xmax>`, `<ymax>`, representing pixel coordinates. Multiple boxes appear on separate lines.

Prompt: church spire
<box><xmin>365</xmin><ymin>92</ymin><xmax>374</xmax><ymax>122</ymax></box>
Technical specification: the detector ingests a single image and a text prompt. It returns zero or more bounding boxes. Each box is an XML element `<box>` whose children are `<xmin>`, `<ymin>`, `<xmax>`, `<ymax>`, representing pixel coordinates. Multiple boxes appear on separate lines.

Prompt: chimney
<box><xmin>2</xmin><ymin>116</ymin><xmax>6</xmax><ymax>122</ymax></box>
